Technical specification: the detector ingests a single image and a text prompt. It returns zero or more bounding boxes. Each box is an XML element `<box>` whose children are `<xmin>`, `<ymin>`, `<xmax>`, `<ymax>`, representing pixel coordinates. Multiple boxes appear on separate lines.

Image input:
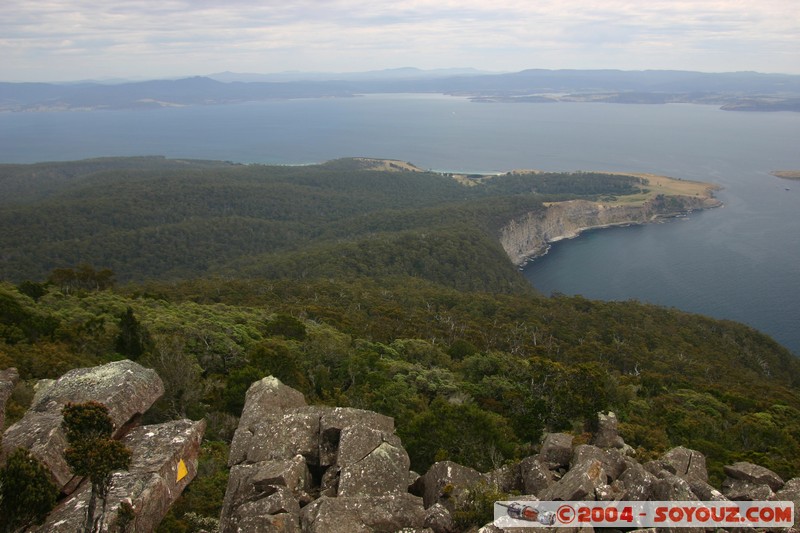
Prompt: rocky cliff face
<box><xmin>499</xmin><ymin>196</ymin><xmax>720</xmax><ymax>266</ymax></box>
<box><xmin>0</xmin><ymin>361</ymin><xmax>205</xmax><ymax>532</ymax></box>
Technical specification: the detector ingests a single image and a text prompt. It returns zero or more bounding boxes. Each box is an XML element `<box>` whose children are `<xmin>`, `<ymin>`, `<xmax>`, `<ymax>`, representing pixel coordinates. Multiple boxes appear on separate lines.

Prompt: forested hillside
<box><xmin>1</xmin><ymin>278</ymin><xmax>799</xmax><ymax>529</ymax></box>
<box><xmin>0</xmin><ymin>157</ymin><xmax>652</xmax><ymax>288</ymax></box>
<box><xmin>1</xmin><ymin>157</ymin><xmax>798</xmax><ymax>530</ymax></box>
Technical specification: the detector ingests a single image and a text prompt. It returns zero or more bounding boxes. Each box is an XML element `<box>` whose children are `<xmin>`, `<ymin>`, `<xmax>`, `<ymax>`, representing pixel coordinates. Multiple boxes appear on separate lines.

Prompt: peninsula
<box><xmin>771</xmin><ymin>170</ymin><xmax>800</xmax><ymax>180</ymax></box>
<box><xmin>495</xmin><ymin>170</ymin><xmax>721</xmax><ymax>266</ymax></box>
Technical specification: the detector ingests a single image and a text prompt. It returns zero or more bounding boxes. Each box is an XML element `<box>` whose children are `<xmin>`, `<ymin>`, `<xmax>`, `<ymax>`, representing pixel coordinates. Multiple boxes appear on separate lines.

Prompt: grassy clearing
<box><xmin>604</xmin><ymin>172</ymin><xmax>719</xmax><ymax>206</ymax></box>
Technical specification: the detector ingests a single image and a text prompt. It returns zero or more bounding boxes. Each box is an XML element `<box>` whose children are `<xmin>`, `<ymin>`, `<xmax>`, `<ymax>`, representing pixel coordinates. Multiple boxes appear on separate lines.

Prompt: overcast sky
<box><xmin>2</xmin><ymin>0</ymin><xmax>799</xmax><ymax>82</ymax></box>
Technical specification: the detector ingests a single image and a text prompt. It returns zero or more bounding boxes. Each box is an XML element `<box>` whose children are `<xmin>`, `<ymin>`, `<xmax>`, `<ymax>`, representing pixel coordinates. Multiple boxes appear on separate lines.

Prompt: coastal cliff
<box><xmin>500</xmin><ymin>194</ymin><xmax>721</xmax><ymax>266</ymax></box>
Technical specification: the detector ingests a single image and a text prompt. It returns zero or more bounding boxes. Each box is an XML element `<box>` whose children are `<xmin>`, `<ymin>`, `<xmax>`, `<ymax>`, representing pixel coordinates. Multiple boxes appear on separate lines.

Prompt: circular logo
<box><xmin>557</xmin><ymin>504</ymin><xmax>576</xmax><ymax>524</ymax></box>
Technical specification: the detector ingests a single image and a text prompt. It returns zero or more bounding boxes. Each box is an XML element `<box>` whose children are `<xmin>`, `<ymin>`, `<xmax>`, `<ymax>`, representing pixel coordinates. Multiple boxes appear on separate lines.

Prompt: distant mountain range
<box><xmin>2</xmin><ymin>68</ymin><xmax>799</xmax><ymax>112</ymax></box>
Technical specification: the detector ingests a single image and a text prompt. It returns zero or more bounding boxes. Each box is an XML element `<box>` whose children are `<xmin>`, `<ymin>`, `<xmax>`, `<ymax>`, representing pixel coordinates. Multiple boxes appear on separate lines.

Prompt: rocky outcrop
<box><xmin>33</xmin><ymin>418</ymin><xmax>206</xmax><ymax>532</ymax></box>
<box><xmin>221</xmin><ymin>376</ymin><xmax>423</xmax><ymax>533</ymax></box>
<box><xmin>645</xmin><ymin>445</ymin><xmax>708</xmax><ymax>483</ymax></box>
<box><xmin>1</xmin><ymin>360</ymin><xmax>165</xmax><ymax>489</ymax></box>
<box><xmin>0</xmin><ymin>362</ymin><xmax>204</xmax><ymax>532</ymax></box>
<box><xmin>0</xmin><ymin>367</ymin><xmax>19</xmax><ymax>430</ymax></box>
<box><xmin>499</xmin><ymin>195</ymin><xmax>719</xmax><ymax>266</ymax></box>
<box><xmin>217</xmin><ymin>383</ymin><xmax>800</xmax><ymax>532</ymax></box>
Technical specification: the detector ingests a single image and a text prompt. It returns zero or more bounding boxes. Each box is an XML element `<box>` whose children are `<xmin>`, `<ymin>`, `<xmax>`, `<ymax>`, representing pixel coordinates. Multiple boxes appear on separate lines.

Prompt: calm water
<box><xmin>1</xmin><ymin>96</ymin><xmax>799</xmax><ymax>353</ymax></box>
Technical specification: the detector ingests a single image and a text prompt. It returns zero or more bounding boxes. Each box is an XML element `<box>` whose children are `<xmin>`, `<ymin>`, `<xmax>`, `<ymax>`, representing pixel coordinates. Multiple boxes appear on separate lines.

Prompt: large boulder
<box><xmin>243</xmin><ymin>409</ymin><xmax>322</xmax><ymax>465</ymax></box>
<box><xmin>0</xmin><ymin>367</ymin><xmax>19</xmax><ymax>430</ymax></box>
<box><xmin>539</xmin><ymin>459</ymin><xmax>607</xmax><ymax>501</ymax></box>
<box><xmin>33</xmin><ymin>418</ymin><xmax>205</xmax><ymax>532</ymax></box>
<box><xmin>721</xmin><ymin>477</ymin><xmax>775</xmax><ymax>501</ymax></box>
<box><xmin>221</xmin><ymin>455</ymin><xmax>313</xmax><ymax>531</ymax></box>
<box><xmin>570</xmin><ymin>445</ymin><xmax>627</xmax><ymax>482</ymax></box>
<box><xmin>613</xmin><ymin>462</ymin><xmax>656</xmax><ymax>501</ymax></box>
<box><xmin>688</xmin><ymin>479</ymin><xmax>729</xmax><ymax>502</ymax></box>
<box><xmin>228</xmin><ymin>376</ymin><xmax>307</xmax><ymax>466</ymax></box>
<box><xmin>1</xmin><ymin>360</ymin><xmax>164</xmax><ymax>488</ymax></box>
<box><xmin>300</xmin><ymin>493</ymin><xmax>426</xmax><ymax>533</ymax></box>
<box><xmin>420</xmin><ymin>460</ymin><xmax>485</xmax><ymax>511</ymax></box>
<box><xmin>539</xmin><ymin>433</ymin><xmax>573</xmax><ymax>469</ymax></box>
<box><xmin>337</xmin><ymin>432</ymin><xmax>410</xmax><ymax>497</ymax></box>
<box><xmin>645</xmin><ymin>446</ymin><xmax>708</xmax><ymax>484</ymax></box>
<box><xmin>318</xmin><ymin>408</ymin><xmax>395</xmax><ymax>467</ymax></box>
<box><xmin>723</xmin><ymin>461</ymin><xmax>784</xmax><ymax>491</ymax></box>
<box><xmin>518</xmin><ymin>456</ymin><xmax>557</xmax><ymax>496</ymax></box>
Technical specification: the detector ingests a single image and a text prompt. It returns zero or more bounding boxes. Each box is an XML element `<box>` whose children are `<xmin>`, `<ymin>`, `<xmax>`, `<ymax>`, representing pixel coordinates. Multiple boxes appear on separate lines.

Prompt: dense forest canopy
<box><xmin>0</xmin><ymin>157</ymin><xmax>651</xmax><ymax>286</ymax></box>
<box><xmin>1</xmin><ymin>156</ymin><xmax>798</xmax><ymax>530</ymax></box>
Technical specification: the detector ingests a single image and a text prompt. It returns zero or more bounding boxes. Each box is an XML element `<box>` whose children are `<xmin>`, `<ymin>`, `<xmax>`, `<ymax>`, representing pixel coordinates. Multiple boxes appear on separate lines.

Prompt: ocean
<box><xmin>1</xmin><ymin>95</ymin><xmax>798</xmax><ymax>353</ymax></box>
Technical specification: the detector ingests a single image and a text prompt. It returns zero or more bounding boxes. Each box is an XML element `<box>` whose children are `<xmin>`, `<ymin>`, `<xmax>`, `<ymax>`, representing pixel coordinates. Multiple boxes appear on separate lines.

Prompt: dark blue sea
<box><xmin>1</xmin><ymin>95</ymin><xmax>799</xmax><ymax>354</ymax></box>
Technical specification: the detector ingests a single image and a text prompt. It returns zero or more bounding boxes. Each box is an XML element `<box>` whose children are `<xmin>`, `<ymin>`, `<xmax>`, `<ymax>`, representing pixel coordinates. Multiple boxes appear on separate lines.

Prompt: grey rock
<box><xmin>1</xmin><ymin>360</ymin><xmax>164</xmax><ymax>489</ymax></box>
<box><xmin>659</xmin><ymin>446</ymin><xmax>708</xmax><ymax>483</ymax></box>
<box><xmin>722</xmin><ymin>477</ymin><xmax>775</xmax><ymax>501</ymax></box>
<box><xmin>421</xmin><ymin>460</ymin><xmax>485</xmax><ymax>511</ymax></box>
<box><xmin>223</xmin><ymin>379</ymin><xmax>418</xmax><ymax>533</ymax></box>
<box><xmin>229</xmin><ymin>376</ymin><xmax>308</xmax><ymax>466</ymax></box>
<box><xmin>338</xmin><ymin>440</ymin><xmax>411</xmax><ymax>497</ymax></box>
<box><xmin>33</xmin><ymin>418</ymin><xmax>205</xmax><ymax>532</ymax></box>
<box><xmin>723</xmin><ymin>461</ymin><xmax>784</xmax><ymax>491</ymax></box>
<box><xmin>539</xmin><ymin>459</ymin><xmax>607</xmax><ymax>501</ymax></box>
<box><xmin>236</xmin><ymin>512</ymin><xmax>301</xmax><ymax>533</ymax></box>
<box><xmin>220</xmin><ymin>456</ymin><xmax>311</xmax><ymax>529</ymax></box>
<box><xmin>300</xmin><ymin>493</ymin><xmax>425</xmax><ymax>533</ymax></box>
<box><xmin>774</xmin><ymin>478</ymin><xmax>800</xmax><ymax>527</ymax></box>
<box><xmin>424</xmin><ymin>503</ymin><xmax>455</xmax><ymax>533</ymax></box>
<box><xmin>251</xmin><ymin>455</ymin><xmax>312</xmax><ymax>495</ymax></box>
<box><xmin>519</xmin><ymin>456</ymin><xmax>556</xmax><ymax>495</ymax></box>
<box><xmin>318</xmin><ymin>407</ymin><xmax>395</xmax><ymax>466</ymax></box>
<box><xmin>571</xmin><ymin>444</ymin><xmax>627</xmax><ymax>482</ymax></box>
<box><xmin>0</xmin><ymin>367</ymin><xmax>19</xmax><ymax>430</ymax></box>
<box><xmin>486</xmin><ymin>462</ymin><xmax>523</xmax><ymax>493</ymax></box>
<box><xmin>688</xmin><ymin>479</ymin><xmax>729</xmax><ymax>501</ymax></box>
<box><xmin>651</xmin><ymin>474</ymin><xmax>698</xmax><ymax>501</ymax></box>
<box><xmin>245</xmin><ymin>409</ymin><xmax>322</xmax><ymax>464</ymax></box>
<box><xmin>238</xmin><ymin>485</ymin><xmax>301</xmax><ymax>517</ymax></box>
<box><xmin>539</xmin><ymin>433</ymin><xmax>574</xmax><ymax>469</ymax></box>
<box><xmin>337</xmin><ymin>424</ymin><xmax>401</xmax><ymax>467</ymax></box>
<box><xmin>615</xmin><ymin>461</ymin><xmax>657</xmax><ymax>501</ymax></box>
<box><xmin>592</xmin><ymin>411</ymin><xmax>626</xmax><ymax>449</ymax></box>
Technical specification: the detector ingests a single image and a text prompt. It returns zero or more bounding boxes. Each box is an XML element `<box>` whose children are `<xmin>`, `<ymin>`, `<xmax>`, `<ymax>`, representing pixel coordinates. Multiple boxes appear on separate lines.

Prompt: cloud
<box><xmin>2</xmin><ymin>0</ymin><xmax>799</xmax><ymax>80</ymax></box>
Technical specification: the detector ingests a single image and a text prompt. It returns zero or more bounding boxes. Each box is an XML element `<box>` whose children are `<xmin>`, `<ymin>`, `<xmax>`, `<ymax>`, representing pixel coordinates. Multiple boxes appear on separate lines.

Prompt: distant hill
<box><xmin>2</xmin><ymin>69</ymin><xmax>799</xmax><ymax>112</ymax></box>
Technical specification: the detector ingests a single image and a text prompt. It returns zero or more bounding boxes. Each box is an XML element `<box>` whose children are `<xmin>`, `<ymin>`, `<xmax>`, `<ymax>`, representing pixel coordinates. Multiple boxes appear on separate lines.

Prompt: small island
<box><xmin>771</xmin><ymin>170</ymin><xmax>800</xmax><ymax>180</ymax></box>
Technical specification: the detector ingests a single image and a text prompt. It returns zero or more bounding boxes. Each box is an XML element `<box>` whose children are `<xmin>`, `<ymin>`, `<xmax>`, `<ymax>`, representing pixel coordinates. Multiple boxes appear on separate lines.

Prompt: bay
<box><xmin>1</xmin><ymin>96</ymin><xmax>798</xmax><ymax>353</ymax></box>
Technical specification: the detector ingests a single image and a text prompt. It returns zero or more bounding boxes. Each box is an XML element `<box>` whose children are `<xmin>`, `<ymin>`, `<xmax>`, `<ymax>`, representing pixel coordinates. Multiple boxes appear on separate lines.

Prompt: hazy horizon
<box><xmin>7</xmin><ymin>66</ymin><xmax>800</xmax><ymax>86</ymax></box>
<box><xmin>3</xmin><ymin>1</ymin><xmax>799</xmax><ymax>82</ymax></box>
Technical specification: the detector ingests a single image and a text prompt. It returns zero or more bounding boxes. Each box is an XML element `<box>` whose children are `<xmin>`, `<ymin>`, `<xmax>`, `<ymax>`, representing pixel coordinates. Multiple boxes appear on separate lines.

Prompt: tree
<box><xmin>62</xmin><ymin>401</ymin><xmax>132</xmax><ymax>533</ymax></box>
<box><xmin>0</xmin><ymin>448</ymin><xmax>58</xmax><ymax>532</ymax></box>
<box><xmin>115</xmin><ymin>307</ymin><xmax>149</xmax><ymax>360</ymax></box>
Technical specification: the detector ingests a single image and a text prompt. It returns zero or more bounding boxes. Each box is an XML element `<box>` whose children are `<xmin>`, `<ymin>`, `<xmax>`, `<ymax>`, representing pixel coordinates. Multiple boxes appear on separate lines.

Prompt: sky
<box><xmin>2</xmin><ymin>0</ymin><xmax>799</xmax><ymax>82</ymax></box>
